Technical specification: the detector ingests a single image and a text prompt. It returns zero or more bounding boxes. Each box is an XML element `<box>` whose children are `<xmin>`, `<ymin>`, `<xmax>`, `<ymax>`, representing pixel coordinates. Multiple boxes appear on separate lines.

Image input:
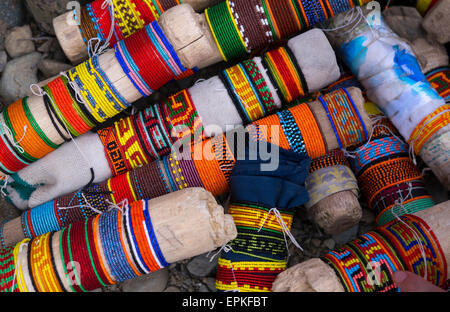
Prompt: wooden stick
<box><xmin>158</xmin><ymin>5</ymin><xmax>223</xmax><ymax>69</ymax></box>
<box><xmin>308</xmin><ymin>191</ymin><xmax>362</xmax><ymax>235</ymax></box>
<box><xmin>53</xmin><ymin>1</ymin><xmax>217</xmax><ymax>64</ymax></box>
<box><xmin>272</xmin><ymin>200</ymin><xmax>450</xmax><ymax>292</ymax></box>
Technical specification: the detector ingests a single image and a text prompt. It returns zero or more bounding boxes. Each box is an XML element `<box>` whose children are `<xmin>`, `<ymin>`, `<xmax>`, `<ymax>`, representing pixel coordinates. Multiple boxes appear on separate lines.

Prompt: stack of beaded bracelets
<box><xmin>322</xmin><ymin>214</ymin><xmax>447</xmax><ymax>292</ymax></box>
<box><xmin>216</xmin><ymin>202</ymin><xmax>295</xmax><ymax>292</ymax></box>
<box><xmin>3</xmin><ymin>199</ymin><xmax>169</xmax><ymax>292</ymax></box>
<box><xmin>8</xmin><ymin>88</ymin><xmax>370</xmax><ymax>245</ymax></box>
<box><xmin>115</xmin><ymin>21</ymin><xmax>186</xmax><ymax>97</ymax></box>
<box><xmin>100</xmin><ymin>40</ymin><xmax>315</xmax><ymax>175</ymax></box>
<box><xmin>348</xmin><ymin>115</ymin><xmax>435</xmax><ymax>225</ymax></box>
<box><xmin>206</xmin><ymin>0</ymin><xmax>372</xmax><ymax>61</ymax></box>
<box><xmin>0</xmin><ymin>19</ymin><xmax>186</xmax><ymax>176</ymax></box>
<box><xmin>79</xmin><ymin>0</ymin><xmax>183</xmax><ymax>48</ymax></box>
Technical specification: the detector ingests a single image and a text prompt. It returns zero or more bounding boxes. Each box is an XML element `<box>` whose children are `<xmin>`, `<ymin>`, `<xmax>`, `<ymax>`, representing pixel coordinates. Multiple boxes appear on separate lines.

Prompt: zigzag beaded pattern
<box><xmin>161</xmin><ymin>89</ymin><xmax>204</xmax><ymax>144</ymax></box>
<box><xmin>426</xmin><ymin>67</ymin><xmax>450</xmax><ymax>103</ymax></box>
<box><xmin>322</xmin><ymin>215</ymin><xmax>447</xmax><ymax>292</ymax></box>
<box><xmin>0</xmin><ymin>246</ymin><xmax>19</xmax><ymax>292</ymax></box>
<box><xmin>242</xmin><ymin>59</ymin><xmax>277</xmax><ymax>114</ymax></box>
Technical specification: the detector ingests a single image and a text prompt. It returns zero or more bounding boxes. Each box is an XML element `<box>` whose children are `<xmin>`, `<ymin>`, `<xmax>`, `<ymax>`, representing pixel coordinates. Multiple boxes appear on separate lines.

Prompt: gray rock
<box><xmin>0</xmin><ymin>0</ymin><xmax>26</xmax><ymax>29</ymax></box>
<box><xmin>5</xmin><ymin>25</ymin><xmax>35</xmax><ymax>59</ymax></box>
<box><xmin>203</xmin><ymin>277</ymin><xmax>217</xmax><ymax>292</ymax></box>
<box><xmin>332</xmin><ymin>224</ymin><xmax>358</xmax><ymax>246</ymax></box>
<box><xmin>424</xmin><ymin>172</ymin><xmax>449</xmax><ymax>204</ymax></box>
<box><xmin>0</xmin><ymin>52</ymin><xmax>42</xmax><ymax>103</ymax></box>
<box><xmin>37</xmin><ymin>38</ymin><xmax>56</xmax><ymax>54</ymax></box>
<box><xmin>197</xmin><ymin>283</ymin><xmax>210</xmax><ymax>292</ymax></box>
<box><xmin>25</xmin><ymin>0</ymin><xmax>90</xmax><ymax>35</ymax></box>
<box><xmin>0</xmin><ymin>51</ymin><xmax>7</xmax><ymax>73</ymax></box>
<box><xmin>102</xmin><ymin>284</ymin><xmax>121</xmax><ymax>292</ymax></box>
<box><xmin>38</xmin><ymin>59</ymin><xmax>72</xmax><ymax>78</ymax></box>
<box><xmin>311</xmin><ymin>238</ymin><xmax>322</xmax><ymax>248</ymax></box>
<box><xmin>323</xmin><ymin>238</ymin><xmax>336</xmax><ymax>250</ymax></box>
<box><xmin>360</xmin><ymin>209</ymin><xmax>375</xmax><ymax>225</ymax></box>
<box><xmin>0</xmin><ymin>198</ymin><xmax>20</xmax><ymax>223</ymax></box>
<box><xmin>121</xmin><ymin>268</ymin><xmax>169</xmax><ymax>292</ymax></box>
<box><xmin>164</xmin><ymin>286</ymin><xmax>181</xmax><ymax>292</ymax></box>
<box><xmin>187</xmin><ymin>253</ymin><xmax>218</xmax><ymax>278</ymax></box>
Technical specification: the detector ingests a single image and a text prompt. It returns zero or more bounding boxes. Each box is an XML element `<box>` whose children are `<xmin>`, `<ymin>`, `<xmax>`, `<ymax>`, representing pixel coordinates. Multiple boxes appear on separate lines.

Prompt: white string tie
<box><xmin>207</xmin><ymin>244</ymin><xmax>233</xmax><ymax>263</ymax></box>
<box><xmin>87</xmin><ymin>0</ymin><xmax>115</xmax><ymax>58</ymax></box>
<box><xmin>0</xmin><ymin>122</ymin><xmax>27</xmax><ymax>154</ymax></box>
<box><xmin>390</xmin><ymin>188</ymin><xmax>428</xmax><ymax>281</ymax></box>
<box><xmin>29</xmin><ymin>83</ymin><xmax>94</xmax><ymax>181</ymax></box>
<box><xmin>0</xmin><ymin>176</ymin><xmax>9</xmax><ymax>197</ymax></box>
<box><xmin>258</xmin><ymin>208</ymin><xmax>303</xmax><ymax>255</ymax></box>
<box><xmin>106</xmin><ymin>198</ymin><xmax>128</xmax><ymax>214</ymax></box>
<box><xmin>10</xmin><ymin>241</ymin><xmax>28</xmax><ymax>292</ymax></box>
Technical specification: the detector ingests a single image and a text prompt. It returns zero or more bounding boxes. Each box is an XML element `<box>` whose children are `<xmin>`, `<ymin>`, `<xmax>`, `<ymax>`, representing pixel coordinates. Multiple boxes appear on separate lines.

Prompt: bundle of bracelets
<box><xmin>216</xmin><ymin>146</ymin><xmax>311</xmax><ymax>292</ymax></box>
<box><xmin>83</xmin><ymin>37</ymin><xmax>329</xmax><ymax>176</ymax></box>
<box><xmin>0</xmin><ymin>19</ymin><xmax>188</xmax><ymax>176</ymax></box>
<box><xmin>205</xmin><ymin>0</ymin><xmax>373</xmax><ymax>62</ymax></box>
<box><xmin>1</xmin><ymin>87</ymin><xmax>371</xmax><ymax>246</ymax></box>
<box><xmin>348</xmin><ymin>111</ymin><xmax>436</xmax><ymax>226</ymax></box>
<box><xmin>325</xmin><ymin>8</ymin><xmax>450</xmax><ymax>188</ymax></box>
<box><xmin>0</xmin><ymin>188</ymin><xmax>236</xmax><ymax>292</ymax></box>
<box><xmin>79</xmin><ymin>0</ymin><xmax>183</xmax><ymax>48</ymax></box>
<box><xmin>326</xmin><ymin>74</ymin><xmax>438</xmax><ymax>226</ymax></box>
<box><xmin>1</xmin><ymin>4</ymin><xmax>347</xmax><ymax>177</ymax></box>
<box><xmin>320</xmin><ymin>214</ymin><xmax>447</xmax><ymax>292</ymax></box>
<box><xmin>0</xmin><ymin>200</ymin><xmax>174</xmax><ymax>292</ymax></box>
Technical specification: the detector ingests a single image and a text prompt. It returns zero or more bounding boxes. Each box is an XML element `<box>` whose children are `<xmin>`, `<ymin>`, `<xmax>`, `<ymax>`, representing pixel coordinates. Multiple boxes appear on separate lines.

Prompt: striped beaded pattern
<box><xmin>206</xmin><ymin>0</ymin><xmax>249</xmax><ymax>61</ymax></box>
<box><xmin>80</xmin><ymin>0</ymin><xmax>182</xmax><ymax>48</ymax></box>
<box><xmin>1</xmin><ymin>199</ymin><xmax>169</xmax><ymax>292</ymax></box>
<box><xmin>408</xmin><ymin>105</ymin><xmax>450</xmax><ymax>154</ymax></box>
<box><xmin>263</xmin><ymin>46</ymin><xmax>307</xmax><ymax>103</ymax></box>
<box><xmin>348</xmin><ymin>116</ymin><xmax>435</xmax><ymax>224</ymax></box>
<box><xmin>216</xmin><ymin>202</ymin><xmax>294</xmax><ymax>292</ymax></box>
<box><xmin>309</xmin><ymin>149</ymin><xmax>349</xmax><ymax>173</ymax></box>
<box><xmin>115</xmin><ymin>22</ymin><xmax>186</xmax><ymax>97</ymax></box>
